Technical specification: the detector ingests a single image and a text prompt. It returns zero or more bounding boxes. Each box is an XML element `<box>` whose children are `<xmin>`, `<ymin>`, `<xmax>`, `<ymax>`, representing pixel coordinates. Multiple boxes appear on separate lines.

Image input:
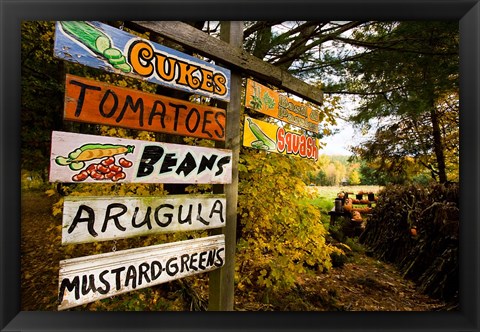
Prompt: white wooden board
<box><xmin>58</xmin><ymin>234</ymin><xmax>225</xmax><ymax>310</ymax></box>
<box><xmin>49</xmin><ymin>131</ymin><xmax>232</xmax><ymax>184</ymax></box>
<box><xmin>62</xmin><ymin>195</ymin><xmax>226</xmax><ymax>244</ymax></box>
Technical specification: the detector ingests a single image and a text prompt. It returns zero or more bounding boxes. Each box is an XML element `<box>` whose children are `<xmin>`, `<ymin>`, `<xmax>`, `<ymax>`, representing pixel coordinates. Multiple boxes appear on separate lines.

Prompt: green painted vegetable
<box><xmin>60</xmin><ymin>21</ymin><xmax>132</xmax><ymax>73</ymax></box>
<box><xmin>60</xmin><ymin>21</ymin><xmax>112</xmax><ymax>54</ymax></box>
<box><xmin>247</xmin><ymin>118</ymin><xmax>276</xmax><ymax>151</ymax></box>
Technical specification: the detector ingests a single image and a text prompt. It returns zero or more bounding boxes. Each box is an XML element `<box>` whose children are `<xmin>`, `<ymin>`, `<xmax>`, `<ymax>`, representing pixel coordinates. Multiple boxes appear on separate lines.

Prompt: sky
<box><xmin>319</xmin><ymin>96</ymin><xmax>365</xmax><ymax>156</ymax></box>
<box><xmin>320</xmin><ymin>120</ymin><xmax>355</xmax><ymax>156</ymax></box>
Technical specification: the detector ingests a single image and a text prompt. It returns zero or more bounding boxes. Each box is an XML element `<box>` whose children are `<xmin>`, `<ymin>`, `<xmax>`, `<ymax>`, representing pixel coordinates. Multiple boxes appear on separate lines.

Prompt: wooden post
<box><xmin>208</xmin><ymin>21</ymin><xmax>243</xmax><ymax>311</ymax></box>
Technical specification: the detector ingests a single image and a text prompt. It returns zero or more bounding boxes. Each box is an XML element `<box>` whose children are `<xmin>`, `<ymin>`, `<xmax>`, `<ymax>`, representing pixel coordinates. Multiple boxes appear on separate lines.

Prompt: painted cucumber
<box><xmin>60</xmin><ymin>21</ymin><xmax>111</xmax><ymax>54</ymax></box>
<box><xmin>59</xmin><ymin>21</ymin><xmax>132</xmax><ymax>73</ymax></box>
<box><xmin>247</xmin><ymin>118</ymin><xmax>276</xmax><ymax>151</ymax></box>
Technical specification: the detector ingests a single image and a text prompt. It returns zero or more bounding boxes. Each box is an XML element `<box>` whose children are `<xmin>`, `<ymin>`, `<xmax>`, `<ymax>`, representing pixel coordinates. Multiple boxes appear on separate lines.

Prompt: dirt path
<box><xmin>21</xmin><ymin>190</ymin><xmax>446</xmax><ymax>311</ymax></box>
<box><xmin>21</xmin><ymin>190</ymin><xmax>62</xmax><ymax>310</ymax></box>
<box><xmin>296</xmin><ymin>253</ymin><xmax>445</xmax><ymax>311</ymax></box>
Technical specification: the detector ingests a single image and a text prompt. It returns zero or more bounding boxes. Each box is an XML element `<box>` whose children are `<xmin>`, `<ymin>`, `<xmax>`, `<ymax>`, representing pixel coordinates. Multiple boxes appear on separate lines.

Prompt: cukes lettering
<box><xmin>127</xmin><ymin>40</ymin><xmax>228</xmax><ymax>97</ymax></box>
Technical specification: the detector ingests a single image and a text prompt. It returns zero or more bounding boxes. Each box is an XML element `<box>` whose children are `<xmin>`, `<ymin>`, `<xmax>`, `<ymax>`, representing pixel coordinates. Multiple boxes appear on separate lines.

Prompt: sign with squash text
<box><xmin>62</xmin><ymin>194</ymin><xmax>226</xmax><ymax>244</ymax></box>
<box><xmin>245</xmin><ymin>79</ymin><xmax>321</xmax><ymax>133</ymax></box>
<box><xmin>54</xmin><ymin>21</ymin><xmax>231</xmax><ymax>101</ymax></box>
<box><xmin>64</xmin><ymin>74</ymin><xmax>226</xmax><ymax>141</ymax></box>
<box><xmin>49</xmin><ymin>131</ymin><xmax>232</xmax><ymax>184</ymax></box>
<box><xmin>58</xmin><ymin>234</ymin><xmax>225</xmax><ymax>310</ymax></box>
<box><xmin>243</xmin><ymin>117</ymin><xmax>319</xmax><ymax>161</ymax></box>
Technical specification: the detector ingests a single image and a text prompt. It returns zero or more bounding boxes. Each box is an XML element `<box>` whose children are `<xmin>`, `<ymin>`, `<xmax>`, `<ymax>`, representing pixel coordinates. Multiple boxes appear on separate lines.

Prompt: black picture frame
<box><xmin>1</xmin><ymin>0</ymin><xmax>478</xmax><ymax>331</ymax></box>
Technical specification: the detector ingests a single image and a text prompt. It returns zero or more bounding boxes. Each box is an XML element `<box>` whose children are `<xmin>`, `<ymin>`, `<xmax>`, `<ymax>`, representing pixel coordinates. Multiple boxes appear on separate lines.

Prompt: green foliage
<box><xmin>309</xmin><ymin>154</ymin><xmax>364</xmax><ymax>186</ymax></box>
<box><xmin>348</xmin><ymin>169</ymin><xmax>361</xmax><ymax>185</ymax></box>
<box><xmin>236</xmin><ymin>148</ymin><xmax>338</xmax><ymax>293</ymax></box>
<box><xmin>338</xmin><ymin>22</ymin><xmax>459</xmax><ymax>184</ymax></box>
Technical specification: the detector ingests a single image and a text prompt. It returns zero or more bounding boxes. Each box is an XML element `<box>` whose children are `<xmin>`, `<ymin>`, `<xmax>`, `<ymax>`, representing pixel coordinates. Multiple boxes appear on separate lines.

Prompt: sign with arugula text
<box><xmin>64</xmin><ymin>74</ymin><xmax>226</xmax><ymax>141</ymax></box>
<box><xmin>58</xmin><ymin>235</ymin><xmax>225</xmax><ymax>310</ymax></box>
<box><xmin>49</xmin><ymin>131</ymin><xmax>232</xmax><ymax>184</ymax></box>
<box><xmin>243</xmin><ymin>116</ymin><xmax>319</xmax><ymax>161</ymax></box>
<box><xmin>245</xmin><ymin>79</ymin><xmax>321</xmax><ymax>133</ymax></box>
<box><xmin>62</xmin><ymin>194</ymin><xmax>226</xmax><ymax>244</ymax></box>
<box><xmin>54</xmin><ymin>21</ymin><xmax>231</xmax><ymax>101</ymax></box>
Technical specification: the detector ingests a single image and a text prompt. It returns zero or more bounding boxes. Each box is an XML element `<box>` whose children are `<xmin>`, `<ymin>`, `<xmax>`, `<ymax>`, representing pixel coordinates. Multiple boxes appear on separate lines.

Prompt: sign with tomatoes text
<box><xmin>58</xmin><ymin>235</ymin><xmax>225</xmax><ymax>310</ymax></box>
<box><xmin>245</xmin><ymin>79</ymin><xmax>321</xmax><ymax>133</ymax></box>
<box><xmin>64</xmin><ymin>74</ymin><xmax>226</xmax><ymax>141</ymax></box>
<box><xmin>243</xmin><ymin>117</ymin><xmax>319</xmax><ymax>161</ymax></box>
<box><xmin>54</xmin><ymin>21</ymin><xmax>231</xmax><ymax>101</ymax></box>
<box><xmin>49</xmin><ymin>131</ymin><xmax>232</xmax><ymax>184</ymax></box>
<box><xmin>62</xmin><ymin>194</ymin><xmax>226</xmax><ymax>244</ymax></box>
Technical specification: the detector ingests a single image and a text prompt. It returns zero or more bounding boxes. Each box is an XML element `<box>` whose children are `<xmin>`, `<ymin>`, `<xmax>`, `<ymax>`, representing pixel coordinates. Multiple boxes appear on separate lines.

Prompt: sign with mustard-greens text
<box><xmin>64</xmin><ymin>74</ymin><xmax>226</xmax><ymax>141</ymax></box>
<box><xmin>245</xmin><ymin>79</ymin><xmax>321</xmax><ymax>133</ymax></box>
<box><xmin>243</xmin><ymin>116</ymin><xmax>319</xmax><ymax>161</ymax></box>
<box><xmin>62</xmin><ymin>195</ymin><xmax>226</xmax><ymax>244</ymax></box>
<box><xmin>58</xmin><ymin>235</ymin><xmax>225</xmax><ymax>310</ymax></box>
<box><xmin>49</xmin><ymin>131</ymin><xmax>232</xmax><ymax>184</ymax></box>
<box><xmin>54</xmin><ymin>21</ymin><xmax>231</xmax><ymax>101</ymax></box>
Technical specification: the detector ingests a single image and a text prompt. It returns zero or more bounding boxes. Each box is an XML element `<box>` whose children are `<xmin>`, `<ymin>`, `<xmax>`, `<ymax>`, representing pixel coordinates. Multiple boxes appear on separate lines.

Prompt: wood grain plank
<box><xmin>129</xmin><ymin>21</ymin><xmax>324</xmax><ymax>106</ymax></box>
<box><xmin>58</xmin><ymin>235</ymin><xmax>225</xmax><ymax>310</ymax></box>
<box><xmin>62</xmin><ymin>195</ymin><xmax>226</xmax><ymax>244</ymax></box>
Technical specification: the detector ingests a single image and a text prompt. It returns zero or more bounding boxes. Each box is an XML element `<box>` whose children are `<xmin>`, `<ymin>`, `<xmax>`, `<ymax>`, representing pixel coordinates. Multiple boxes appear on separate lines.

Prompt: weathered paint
<box><xmin>62</xmin><ymin>194</ymin><xmax>226</xmax><ymax>244</ymax></box>
<box><xmin>58</xmin><ymin>235</ymin><xmax>225</xmax><ymax>310</ymax></box>
<box><xmin>243</xmin><ymin>116</ymin><xmax>319</xmax><ymax>161</ymax></box>
<box><xmin>245</xmin><ymin>79</ymin><xmax>321</xmax><ymax>133</ymax></box>
<box><xmin>49</xmin><ymin>131</ymin><xmax>232</xmax><ymax>184</ymax></box>
<box><xmin>54</xmin><ymin>21</ymin><xmax>231</xmax><ymax>101</ymax></box>
<box><xmin>64</xmin><ymin>74</ymin><xmax>226</xmax><ymax>141</ymax></box>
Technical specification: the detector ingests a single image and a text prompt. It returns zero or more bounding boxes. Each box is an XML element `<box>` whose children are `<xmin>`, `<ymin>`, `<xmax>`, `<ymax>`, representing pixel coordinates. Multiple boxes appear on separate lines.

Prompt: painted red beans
<box><xmin>71</xmin><ymin>156</ymin><xmax>133</xmax><ymax>182</ymax></box>
<box><xmin>72</xmin><ymin>170</ymin><xmax>89</xmax><ymax>182</ymax></box>
<box><xmin>101</xmin><ymin>156</ymin><xmax>115</xmax><ymax>166</ymax></box>
<box><xmin>119</xmin><ymin>158</ymin><xmax>133</xmax><ymax>168</ymax></box>
<box><xmin>108</xmin><ymin>164</ymin><xmax>123</xmax><ymax>173</ymax></box>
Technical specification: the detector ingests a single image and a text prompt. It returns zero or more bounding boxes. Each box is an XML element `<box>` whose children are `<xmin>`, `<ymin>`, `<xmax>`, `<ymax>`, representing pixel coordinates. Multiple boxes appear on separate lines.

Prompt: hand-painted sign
<box><xmin>58</xmin><ymin>234</ymin><xmax>225</xmax><ymax>310</ymax></box>
<box><xmin>49</xmin><ymin>131</ymin><xmax>232</xmax><ymax>184</ymax></box>
<box><xmin>243</xmin><ymin>116</ymin><xmax>319</xmax><ymax>161</ymax></box>
<box><xmin>54</xmin><ymin>21</ymin><xmax>231</xmax><ymax>101</ymax></box>
<box><xmin>245</xmin><ymin>79</ymin><xmax>321</xmax><ymax>133</ymax></box>
<box><xmin>64</xmin><ymin>74</ymin><xmax>226</xmax><ymax>141</ymax></box>
<box><xmin>62</xmin><ymin>194</ymin><xmax>226</xmax><ymax>244</ymax></box>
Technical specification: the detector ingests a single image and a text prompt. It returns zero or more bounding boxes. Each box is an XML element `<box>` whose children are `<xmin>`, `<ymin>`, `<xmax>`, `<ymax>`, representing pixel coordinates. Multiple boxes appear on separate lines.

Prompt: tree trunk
<box><xmin>429</xmin><ymin>101</ymin><xmax>448</xmax><ymax>183</ymax></box>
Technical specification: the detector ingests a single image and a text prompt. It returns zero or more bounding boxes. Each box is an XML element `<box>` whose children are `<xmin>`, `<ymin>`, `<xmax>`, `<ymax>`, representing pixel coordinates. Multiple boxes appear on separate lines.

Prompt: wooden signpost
<box><xmin>245</xmin><ymin>79</ymin><xmax>321</xmax><ymax>133</ymax></box>
<box><xmin>58</xmin><ymin>234</ymin><xmax>225</xmax><ymax>310</ymax></box>
<box><xmin>64</xmin><ymin>74</ymin><xmax>227</xmax><ymax>141</ymax></box>
<box><xmin>129</xmin><ymin>21</ymin><xmax>323</xmax><ymax>106</ymax></box>
<box><xmin>54</xmin><ymin>21</ymin><xmax>231</xmax><ymax>101</ymax></box>
<box><xmin>243</xmin><ymin>116</ymin><xmax>319</xmax><ymax>161</ymax></box>
<box><xmin>50</xmin><ymin>20</ymin><xmax>324</xmax><ymax>311</ymax></box>
<box><xmin>49</xmin><ymin>131</ymin><xmax>232</xmax><ymax>184</ymax></box>
<box><xmin>62</xmin><ymin>195</ymin><xmax>226</xmax><ymax>244</ymax></box>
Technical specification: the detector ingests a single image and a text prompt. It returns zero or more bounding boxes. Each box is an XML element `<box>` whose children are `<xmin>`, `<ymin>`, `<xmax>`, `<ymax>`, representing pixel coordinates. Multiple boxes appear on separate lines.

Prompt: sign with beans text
<box><xmin>54</xmin><ymin>21</ymin><xmax>231</xmax><ymax>101</ymax></box>
<box><xmin>64</xmin><ymin>74</ymin><xmax>227</xmax><ymax>141</ymax></box>
<box><xmin>58</xmin><ymin>235</ymin><xmax>225</xmax><ymax>310</ymax></box>
<box><xmin>49</xmin><ymin>131</ymin><xmax>232</xmax><ymax>184</ymax></box>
